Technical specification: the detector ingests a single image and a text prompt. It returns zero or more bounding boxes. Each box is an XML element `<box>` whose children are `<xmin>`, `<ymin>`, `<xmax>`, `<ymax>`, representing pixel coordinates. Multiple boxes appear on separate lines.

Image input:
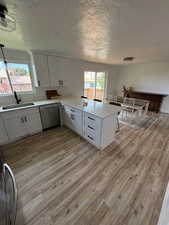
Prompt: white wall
<box><xmin>0</xmin><ymin>48</ymin><xmax>118</xmax><ymax>106</ymax></box>
<box><xmin>115</xmin><ymin>62</ymin><xmax>169</xmax><ymax>113</ymax></box>
<box><xmin>1</xmin><ymin>49</ymin><xmax>169</xmax><ymax>113</ymax></box>
<box><xmin>47</xmin><ymin>55</ymin><xmax>118</xmax><ymax>98</ymax></box>
<box><xmin>0</xmin><ymin>48</ymin><xmax>30</xmax><ymax>62</ymax></box>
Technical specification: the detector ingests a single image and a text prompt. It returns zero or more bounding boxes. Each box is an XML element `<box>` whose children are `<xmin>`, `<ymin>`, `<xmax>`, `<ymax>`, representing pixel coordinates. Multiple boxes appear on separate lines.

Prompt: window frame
<box><xmin>84</xmin><ymin>71</ymin><xmax>108</xmax><ymax>100</ymax></box>
<box><xmin>0</xmin><ymin>59</ymin><xmax>35</xmax><ymax>96</ymax></box>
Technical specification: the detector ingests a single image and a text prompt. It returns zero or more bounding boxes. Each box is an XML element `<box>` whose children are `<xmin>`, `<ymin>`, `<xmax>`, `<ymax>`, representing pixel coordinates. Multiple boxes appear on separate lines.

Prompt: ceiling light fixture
<box><xmin>0</xmin><ymin>4</ymin><xmax>16</xmax><ymax>32</ymax></box>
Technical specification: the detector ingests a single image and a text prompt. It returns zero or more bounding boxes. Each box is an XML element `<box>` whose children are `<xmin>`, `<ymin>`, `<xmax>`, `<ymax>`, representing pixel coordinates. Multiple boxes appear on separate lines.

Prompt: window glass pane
<box><xmin>96</xmin><ymin>72</ymin><xmax>106</xmax><ymax>100</ymax></box>
<box><xmin>84</xmin><ymin>72</ymin><xmax>95</xmax><ymax>99</ymax></box>
<box><xmin>8</xmin><ymin>63</ymin><xmax>32</xmax><ymax>92</ymax></box>
<box><xmin>0</xmin><ymin>61</ymin><xmax>12</xmax><ymax>95</ymax></box>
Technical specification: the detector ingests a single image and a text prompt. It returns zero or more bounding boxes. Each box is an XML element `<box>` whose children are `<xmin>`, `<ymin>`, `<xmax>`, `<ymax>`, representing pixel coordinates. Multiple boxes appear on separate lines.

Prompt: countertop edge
<box><xmin>0</xmin><ymin>98</ymin><xmax>121</xmax><ymax>119</ymax></box>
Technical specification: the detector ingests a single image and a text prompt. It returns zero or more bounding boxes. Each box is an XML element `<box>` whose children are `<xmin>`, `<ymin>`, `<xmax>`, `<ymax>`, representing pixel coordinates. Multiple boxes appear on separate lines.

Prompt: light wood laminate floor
<box><xmin>3</xmin><ymin>113</ymin><xmax>169</xmax><ymax>225</ymax></box>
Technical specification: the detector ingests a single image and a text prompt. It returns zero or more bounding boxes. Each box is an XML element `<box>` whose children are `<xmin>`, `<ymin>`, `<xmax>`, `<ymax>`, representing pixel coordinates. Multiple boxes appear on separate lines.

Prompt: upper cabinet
<box><xmin>32</xmin><ymin>53</ymin><xmax>67</xmax><ymax>88</ymax></box>
<box><xmin>33</xmin><ymin>53</ymin><xmax>51</xmax><ymax>87</ymax></box>
<box><xmin>48</xmin><ymin>56</ymin><xmax>66</xmax><ymax>86</ymax></box>
<box><xmin>32</xmin><ymin>53</ymin><xmax>83</xmax><ymax>96</ymax></box>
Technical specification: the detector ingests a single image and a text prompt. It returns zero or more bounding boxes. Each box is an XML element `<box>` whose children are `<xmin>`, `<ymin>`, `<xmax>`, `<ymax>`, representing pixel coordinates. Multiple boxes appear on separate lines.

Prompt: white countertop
<box><xmin>0</xmin><ymin>97</ymin><xmax>121</xmax><ymax>118</ymax></box>
<box><xmin>61</xmin><ymin>98</ymin><xmax>121</xmax><ymax>118</ymax></box>
<box><xmin>0</xmin><ymin>99</ymin><xmax>60</xmax><ymax>113</ymax></box>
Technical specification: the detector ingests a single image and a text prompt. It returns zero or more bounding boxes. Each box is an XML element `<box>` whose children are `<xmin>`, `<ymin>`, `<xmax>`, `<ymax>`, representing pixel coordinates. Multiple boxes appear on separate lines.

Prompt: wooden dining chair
<box><xmin>93</xmin><ymin>99</ymin><xmax>102</xmax><ymax>102</ymax></box>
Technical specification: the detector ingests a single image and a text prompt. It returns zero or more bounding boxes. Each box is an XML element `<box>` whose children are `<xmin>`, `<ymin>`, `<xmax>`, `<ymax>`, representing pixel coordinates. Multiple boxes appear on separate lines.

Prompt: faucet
<box><xmin>14</xmin><ymin>91</ymin><xmax>21</xmax><ymax>104</ymax></box>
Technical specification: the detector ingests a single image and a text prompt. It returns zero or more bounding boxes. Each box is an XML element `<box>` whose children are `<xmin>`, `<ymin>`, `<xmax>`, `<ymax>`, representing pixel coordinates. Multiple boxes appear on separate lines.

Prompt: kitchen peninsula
<box><xmin>0</xmin><ymin>98</ymin><xmax>121</xmax><ymax>150</ymax></box>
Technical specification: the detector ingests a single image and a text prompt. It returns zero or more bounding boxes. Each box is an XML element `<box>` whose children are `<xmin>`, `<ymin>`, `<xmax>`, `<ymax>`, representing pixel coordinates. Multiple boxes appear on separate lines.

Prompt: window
<box><xmin>84</xmin><ymin>71</ymin><xmax>106</xmax><ymax>100</ymax></box>
<box><xmin>0</xmin><ymin>61</ymin><xmax>32</xmax><ymax>95</ymax></box>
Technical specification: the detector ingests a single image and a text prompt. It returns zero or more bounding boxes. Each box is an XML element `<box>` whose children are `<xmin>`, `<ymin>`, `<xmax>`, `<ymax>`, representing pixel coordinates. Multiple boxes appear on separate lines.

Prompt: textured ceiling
<box><xmin>1</xmin><ymin>0</ymin><xmax>169</xmax><ymax>64</ymax></box>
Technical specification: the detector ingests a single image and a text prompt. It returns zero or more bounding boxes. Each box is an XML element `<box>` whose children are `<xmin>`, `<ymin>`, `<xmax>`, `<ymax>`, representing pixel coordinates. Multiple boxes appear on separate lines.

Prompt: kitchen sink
<box><xmin>2</xmin><ymin>102</ymin><xmax>34</xmax><ymax>110</ymax></box>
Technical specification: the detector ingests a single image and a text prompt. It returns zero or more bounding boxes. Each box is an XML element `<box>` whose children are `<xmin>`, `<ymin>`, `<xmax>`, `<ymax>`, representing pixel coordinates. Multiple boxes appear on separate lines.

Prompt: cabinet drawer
<box><xmin>85</xmin><ymin>123</ymin><xmax>100</xmax><ymax>137</ymax></box>
<box><xmin>85</xmin><ymin>129</ymin><xmax>100</xmax><ymax>146</ymax></box>
<box><xmin>86</xmin><ymin>130</ymin><xmax>96</xmax><ymax>143</ymax></box>
<box><xmin>86</xmin><ymin>124</ymin><xmax>96</xmax><ymax>132</ymax></box>
<box><xmin>85</xmin><ymin>113</ymin><xmax>101</xmax><ymax>131</ymax></box>
<box><xmin>64</xmin><ymin>105</ymin><xmax>81</xmax><ymax>116</ymax></box>
<box><xmin>64</xmin><ymin>106</ymin><xmax>82</xmax><ymax>122</ymax></box>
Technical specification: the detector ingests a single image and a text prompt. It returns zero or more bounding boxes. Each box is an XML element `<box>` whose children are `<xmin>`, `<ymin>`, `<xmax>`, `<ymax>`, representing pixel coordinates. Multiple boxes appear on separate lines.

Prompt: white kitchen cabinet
<box><xmin>3</xmin><ymin>114</ymin><xmax>28</xmax><ymax>141</ymax></box>
<box><xmin>63</xmin><ymin>104</ymin><xmax>118</xmax><ymax>150</ymax></box>
<box><xmin>0</xmin><ymin>99</ymin><xmax>119</xmax><ymax>149</ymax></box>
<box><xmin>33</xmin><ymin>53</ymin><xmax>51</xmax><ymax>87</ymax></box>
<box><xmin>63</xmin><ymin>105</ymin><xmax>83</xmax><ymax>136</ymax></box>
<box><xmin>0</xmin><ymin>115</ymin><xmax>9</xmax><ymax>145</ymax></box>
<box><xmin>48</xmin><ymin>56</ymin><xmax>63</xmax><ymax>86</ymax></box>
<box><xmin>24</xmin><ymin>109</ymin><xmax>42</xmax><ymax>135</ymax></box>
<box><xmin>84</xmin><ymin>113</ymin><xmax>102</xmax><ymax>148</ymax></box>
<box><xmin>84</xmin><ymin>112</ymin><xmax>117</xmax><ymax>150</ymax></box>
<box><xmin>48</xmin><ymin>56</ymin><xmax>71</xmax><ymax>87</ymax></box>
<box><xmin>1</xmin><ymin>108</ymin><xmax>42</xmax><ymax>142</ymax></box>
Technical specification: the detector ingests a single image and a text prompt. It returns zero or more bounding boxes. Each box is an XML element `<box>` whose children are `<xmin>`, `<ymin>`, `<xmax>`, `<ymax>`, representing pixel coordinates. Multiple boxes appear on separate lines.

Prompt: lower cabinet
<box><xmin>84</xmin><ymin>113</ymin><xmax>101</xmax><ymax>148</ymax></box>
<box><xmin>3</xmin><ymin>115</ymin><xmax>28</xmax><ymax>141</ymax></box>
<box><xmin>1</xmin><ymin>108</ymin><xmax>42</xmax><ymax>142</ymax></box>
<box><xmin>24</xmin><ymin>110</ymin><xmax>42</xmax><ymax>134</ymax></box>
<box><xmin>0</xmin><ymin>103</ymin><xmax>117</xmax><ymax>149</ymax></box>
<box><xmin>63</xmin><ymin>105</ymin><xmax>83</xmax><ymax>135</ymax></box>
<box><xmin>63</xmin><ymin>105</ymin><xmax>118</xmax><ymax>150</ymax></box>
<box><xmin>84</xmin><ymin>112</ymin><xmax>117</xmax><ymax>149</ymax></box>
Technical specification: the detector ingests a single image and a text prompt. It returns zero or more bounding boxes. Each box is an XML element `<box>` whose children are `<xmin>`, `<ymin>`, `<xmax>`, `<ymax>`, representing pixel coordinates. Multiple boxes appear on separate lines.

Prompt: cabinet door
<box><xmin>25</xmin><ymin>110</ymin><xmax>42</xmax><ymax>135</ymax></box>
<box><xmin>33</xmin><ymin>53</ymin><xmax>50</xmax><ymax>87</ymax></box>
<box><xmin>0</xmin><ymin>116</ymin><xmax>9</xmax><ymax>144</ymax></box>
<box><xmin>3</xmin><ymin>116</ymin><xmax>27</xmax><ymax>141</ymax></box>
<box><xmin>71</xmin><ymin>111</ymin><xmax>83</xmax><ymax>135</ymax></box>
<box><xmin>63</xmin><ymin>105</ymin><xmax>83</xmax><ymax>135</ymax></box>
<box><xmin>63</xmin><ymin>106</ymin><xmax>74</xmax><ymax>130</ymax></box>
<box><xmin>48</xmin><ymin>56</ymin><xmax>66</xmax><ymax>86</ymax></box>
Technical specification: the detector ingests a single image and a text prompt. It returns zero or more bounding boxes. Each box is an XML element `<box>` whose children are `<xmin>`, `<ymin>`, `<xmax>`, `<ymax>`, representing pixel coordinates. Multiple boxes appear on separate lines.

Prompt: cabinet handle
<box><xmin>88</xmin><ymin>116</ymin><xmax>95</xmax><ymax>121</ymax></box>
<box><xmin>20</xmin><ymin>117</ymin><xmax>24</xmax><ymax>123</ymax></box>
<box><xmin>88</xmin><ymin>135</ymin><xmax>94</xmax><ymax>141</ymax></box>
<box><xmin>88</xmin><ymin>125</ymin><xmax>95</xmax><ymax>130</ymax></box>
<box><xmin>24</xmin><ymin>116</ymin><xmax>27</xmax><ymax>122</ymax></box>
<box><xmin>70</xmin><ymin>114</ymin><xmax>75</xmax><ymax>120</ymax></box>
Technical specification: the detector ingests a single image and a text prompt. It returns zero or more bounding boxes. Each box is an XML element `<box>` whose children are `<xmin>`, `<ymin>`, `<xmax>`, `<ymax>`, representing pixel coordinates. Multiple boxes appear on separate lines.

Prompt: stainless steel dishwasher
<box><xmin>39</xmin><ymin>103</ymin><xmax>61</xmax><ymax>130</ymax></box>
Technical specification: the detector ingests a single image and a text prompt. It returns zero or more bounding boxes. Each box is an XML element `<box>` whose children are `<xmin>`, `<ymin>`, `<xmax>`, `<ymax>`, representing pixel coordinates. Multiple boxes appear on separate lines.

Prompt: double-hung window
<box><xmin>84</xmin><ymin>71</ymin><xmax>107</xmax><ymax>100</ymax></box>
<box><xmin>0</xmin><ymin>61</ymin><xmax>33</xmax><ymax>95</ymax></box>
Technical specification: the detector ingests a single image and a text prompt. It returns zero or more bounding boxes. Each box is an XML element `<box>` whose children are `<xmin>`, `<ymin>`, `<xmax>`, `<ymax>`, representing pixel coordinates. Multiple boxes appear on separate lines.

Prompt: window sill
<box><xmin>0</xmin><ymin>91</ymin><xmax>34</xmax><ymax>97</ymax></box>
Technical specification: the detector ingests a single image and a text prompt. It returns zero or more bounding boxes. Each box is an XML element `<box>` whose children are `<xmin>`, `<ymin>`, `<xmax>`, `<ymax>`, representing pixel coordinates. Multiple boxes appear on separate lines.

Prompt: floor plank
<box><xmin>3</xmin><ymin>113</ymin><xmax>169</xmax><ymax>225</ymax></box>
